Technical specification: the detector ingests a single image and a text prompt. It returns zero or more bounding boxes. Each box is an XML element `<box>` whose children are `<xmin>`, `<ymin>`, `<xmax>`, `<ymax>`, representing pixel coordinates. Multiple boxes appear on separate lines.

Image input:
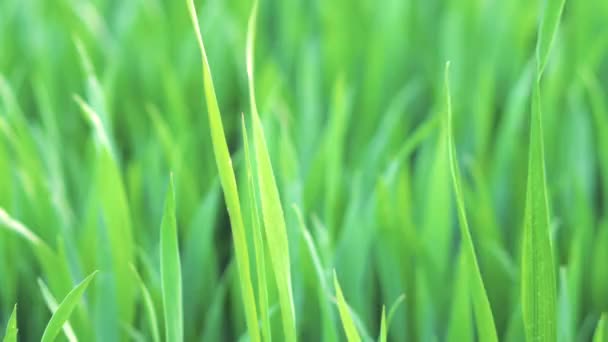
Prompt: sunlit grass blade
<box><xmin>333</xmin><ymin>270</ymin><xmax>361</xmax><ymax>342</ymax></box>
<box><xmin>445</xmin><ymin>62</ymin><xmax>498</xmax><ymax>342</ymax></box>
<box><xmin>186</xmin><ymin>1</ymin><xmax>260</xmax><ymax>341</ymax></box>
<box><xmin>160</xmin><ymin>175</ymin><xmax>183</xmax><ymax>342</ymax></box>
<box><xmin>242</xmin><ymin>115</ymin><xmax>272</xmax><ymax>342</ymax></box>
<box><xmin>131</xmin><ymin>265</ymin><xmax>161</xmax><ymax>342</ymax></box>
<box><xmin>247</xmin><ymin>1</ymin><xmax>296</xmax><ymax>340</ymax></box>
<box><xmin>536</xmin><ymin>0</ymin><xmax>566</xmax><ymax>76</ymax></box>
<box><xmin>2</xmin><ymin>305</ymin><xmax>17</xmax><ymax>342</ymax></box>
<box><xmin>38</xmin><ymin>279</ymin><xmax>78</xmax><ymax>342</ymax></box>
<box><xmin>41</xmin><ymin>271</ymin><xmax>98</xmax><ymax>342</ymax></box>
<box><xmin>593</xmin><ymin>314</ymin><xmax>607</xmax><ymax>342</ymax></box>
<box><xmin>379</xmin><ymin>306</ymin><xmax>387</xmax><ymax>342</ymax></box>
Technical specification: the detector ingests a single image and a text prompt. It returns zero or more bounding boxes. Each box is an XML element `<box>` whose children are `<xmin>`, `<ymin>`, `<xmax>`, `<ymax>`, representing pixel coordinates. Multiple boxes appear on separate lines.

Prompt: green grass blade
<box><xmin>333</xmin><ymin>270</ymin><xmax>361</xmax><ymax>342</ymax></box>
<box><xmin>41</xmin><ymin>271</ymin><xmax>98</xmax><ymax>342</ymax></box>
<box><xmin>2</xmin><ymin>305</ymin><xmax>17</xmax><ymax>342</ymax></box>
<box><xmin>520</xmin><ymin>1</ymin><xmax>564</xmax><ymax>338</ymax></box>
<box><xmin>38</xmin><ymin>279</ymin><xmax>78</xmax><ymax>342</ymax></box>
<box><xmin>186</xmin><ymin>1</ymin><xmax>260</xmax><ymax>341</ymax></box>
<box><xmin>247</xmin><ymin>2</ymin><xmax>297</xmax><ymax>340</ymax></box>
<box><xmin>242</xmin><ymin>115</ymin><xmax>272</xmax><ymax>342</ymax></box>
<box><xmin>593</xmin><ymin>314</ymin><xmax>607</xmax><ymax>342</ymax></box>
<box><xmin>293</xmin><ymin>206</ymin><xmax>338</xmax><ymax>342</ymax></box>
<box><xmin>445</xmin><ymin>62</ymin><xmax>498</xmax><ymax>342</ymax></box>
<box><xmin>379</xmin><ymin>306</ymin><xmax>387</xmax><ymax>342</ymax></box>
<box><xmin>536</xmin><ymin>0</ymin><xmax>566</xmax><ymax>76</ymax></box>
<box><xmin>160</xmin><ymin>175</ymin><xmax>183</xmax><ymax>342</ymax></box>
<box><xmin>131</xmin><ymin>266</ymin><xmax>161</xmax><ymax>342</ymax></box>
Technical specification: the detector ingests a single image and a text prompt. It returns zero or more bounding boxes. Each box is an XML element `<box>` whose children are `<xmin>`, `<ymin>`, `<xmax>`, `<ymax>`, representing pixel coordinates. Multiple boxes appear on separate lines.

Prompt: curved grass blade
<box><xmin>186</xmin><ymin>1</ymin><xmax>260</xmax><ymax>341</ymax></box>
<box><xmin>247</xmin><ymin>2</ymin><xmax>296</xmax><ymax>340</ymax></box>
<box><xmin>41</xmin><ymin>271</ymin><xmax>98</xmax><ymax>342</ymax></box>
<box><xmin>242</xmin><ymin>115</ymin><xmax>272</xmax><ymax>342</ymax></box>
<box><xmin>160</xmin><ymin>175</ymin><xmax>183</xmax><ymax>342</ymax></box>
<box><xmin>38</xmin><ymin>279</ymin><xmax>78</xmax><ymax>342</ymax></box>
<box><xmin>333</xmin><ymin>270</ymin><xmax>361</xmax><ymax>342</ymax></box>
<box><xmin>593</xmin><ymin>314</ymin><xmax>607</xmax><ymax>342</ymax></box>
<box><xmin>0</xmin><ymin>208</ymin><xmax>73</xmax><ymax>300</ymax></box>
<box><xmin>536</xmin><ymin>0</ymin><xmax>567</xmax><ymax>76</ymax></box>
<box><xmin>2</xmin><ymin>305</ymin><xmax>17</xmax><ymax>342</ymax></box>
<box><xmin>131</xmin><ymin>266</ymin><xmax>161</xmax><ymax>342</ymax></box>
<box><xmin>445</xmin><ymin>62</ymin><xmax>498</xmax><ymax>342</ymax></box>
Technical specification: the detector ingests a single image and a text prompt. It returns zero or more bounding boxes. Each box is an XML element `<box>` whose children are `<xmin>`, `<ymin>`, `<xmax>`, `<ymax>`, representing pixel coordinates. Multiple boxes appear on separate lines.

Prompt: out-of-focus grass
<box><xmin>0</xmin><ymin>0</ymin><xmax>607</xmax><ymax>340</ymax></box>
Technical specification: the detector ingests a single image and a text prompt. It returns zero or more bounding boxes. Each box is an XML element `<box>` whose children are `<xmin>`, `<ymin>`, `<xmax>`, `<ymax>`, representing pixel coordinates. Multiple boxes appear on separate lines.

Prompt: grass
<box><xmin>1</xmin><ymin>0</ymin><xmax>608</xmax><ymax>340</ymax></box>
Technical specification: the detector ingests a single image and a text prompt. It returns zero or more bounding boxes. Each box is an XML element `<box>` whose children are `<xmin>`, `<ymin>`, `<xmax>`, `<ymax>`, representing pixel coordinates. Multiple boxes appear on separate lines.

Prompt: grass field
<box><xmin>1</xmin><ymin>0</ymin><xmax>608</xmax><ymax>340</ymax></box>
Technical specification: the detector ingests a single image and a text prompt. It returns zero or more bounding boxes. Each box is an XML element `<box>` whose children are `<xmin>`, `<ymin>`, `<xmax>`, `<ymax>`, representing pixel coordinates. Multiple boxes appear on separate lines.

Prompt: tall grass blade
<box><xmin>247</xmin><ymin>2</ymin><xmax>297</xmax><ymax>340</ymax></box>
<box><xmin>2</xmin><ymin>305</ymin><xmax>17</xmax><ymax>342</ymax></box>
<box><xmin>186</xmin><ymin>1</ymin><xmax>260</xmax><ymax>341</ymax></box>
<box><xmin>242</xmin><ymin>115</ymin><xmax>272</xmax><ymax>342</ymax></box>
<box><xmin>160</xmin><ymin>175</ymin><xmax>183</xmax><ymax>342</ymax></box>
<box><xmin>520</xmin><ymin>0</ymin><xmax>565</xmax><ymax>339</ymax></box>
<box><xmin>41</xmin><ymin>271</ymin><xmax>98</xmax><ymax>342</ymax></box>
<box><xmin>445</xmin><ymin>62</ymin><xmax>498</xmax><ymax>342</ymax></box>
<box><xmin>333</xmin><ymin>270</ymin><xmax>361</xmax><ymax>342</ymax></box>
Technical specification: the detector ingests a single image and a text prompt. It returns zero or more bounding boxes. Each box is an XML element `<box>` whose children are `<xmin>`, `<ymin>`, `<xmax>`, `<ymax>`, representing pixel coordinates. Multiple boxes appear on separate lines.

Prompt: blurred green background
<box><xmin>1</xmin><ymin>0</ymin><xmax>607</xmax><ymax>340</ymax></box>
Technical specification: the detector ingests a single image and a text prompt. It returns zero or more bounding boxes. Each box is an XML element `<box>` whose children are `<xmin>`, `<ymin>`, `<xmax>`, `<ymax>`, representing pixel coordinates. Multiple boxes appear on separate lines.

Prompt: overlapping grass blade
<box><xmin>131</xmin><ymin>266</ymin><xmax>161</xmax><ymax>342</ymax></box>
<box><xmin>445</xmin><ymin>62</ymin><xmax>498</xmax><ymax>342</ymax></box>
<box><xmin>247</xmin><ymin>2</ymin><xmax>297</xmax><ymax>340</ymax></box>
<box><xmin>333</xmin><ymin>270</ymin><xmax>361</xmax><ymax>342</ymax></box>
<box><xmin>2</xmin><ymin>305</ymin><xmax>17</xmax><ymax>342</ymax></box>
<box><xmin>41</xmin><ymin>271</ymin><xmax>98</xmax><ymax>342</ymax></box>
<box><xmin>38</xmin><ymin>279</ymin><xmax>78</xmax><ymax>342</ymax></box>
<box><xmin>242</xmin><ymin>115</ymin><xmax>272</xmax><ymax>342</ymax></box>
<box><xmin>186</xmin><ymin>1</ymin><xmax>260</xmax><ymax>341</ymax></box>
<box><xmin>160</xmin><ymin>175</ymin><xmax>183</xmax><ymax>342</ymax></box>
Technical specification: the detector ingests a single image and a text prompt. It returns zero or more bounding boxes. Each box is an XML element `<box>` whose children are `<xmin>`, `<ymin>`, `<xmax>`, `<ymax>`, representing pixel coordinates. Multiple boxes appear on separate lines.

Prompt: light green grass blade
<box><xmin>520</xmin><ymin>1</ymin><xmax>564</xmax><ymax>339</ymax></box>
<box><xmin>38</xmin><ymin>279</ymin><xmax>78</xmax><ymax>342</ymax></box>
<box><xmin>41</xmin><ymin>271</ymin><xmax>98</xmax><ymax>342</ymax></box>
<box><xmin>160</xmin><ymin>175</ymin><xmax>183</xmax><ymax>342</ymax></box>
<box><xmin>593</xmin><ymin>314</ymin><xmax>607</xmax><ymax>342</ymax></box>
<box><xmin>293</xmin><ymin>206</ymin><xmax>338</xmax><ymax>342</ymax></box>
<box><xmin>247</xmin><ymin>2</ymin><xmax>296</xmax><ymax>340</ymax></box>
<box><xmin>536</xmin><ymin>0</ymin><xmax>566</xmax><ymax>76</ymax></box>
<box><xmin>447</xmin><ymin>250</ymin><xmax>472</xmax><ymax>342</ymax></box>
<box><xmin>2</xmin><ymin>305</ymin><xmax>17</xmax><ymax>342</ymax></box>
<box><xmin>242</xmin><ymin>115</ymin><xmax>272</xmax><ymax>342</ymax></box>
<box><xmin>131</xmin><ymin>265</ymin><xmax>161</xmax><ymax>342</ymax></box>
<box><xmin>75</xmin><ymin>94</ymin><xmax>135</xmax><ymax>328</ymax></box>
<box><xmin>445</xmin><ymin>62</ymin><xmax>498</xmax><ymax>342</ymax></box>
<box><xmin>333</xmin><ymin>270</ymin><xmax>361</xmax><ymax>342</ymax></box>
<box><xmin>186</xmin><ymin>1</ymin><xmax>260</xmax><ymax>341</ymax></box>
<box><xmin>379</xmin><ymin>306</ymin><xmax>387</xmax><ymax>342</ymax></box>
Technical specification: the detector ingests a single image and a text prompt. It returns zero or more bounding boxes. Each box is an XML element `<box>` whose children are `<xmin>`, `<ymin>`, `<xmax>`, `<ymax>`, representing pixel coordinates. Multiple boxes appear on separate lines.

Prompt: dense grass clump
<box><xmin>1</xmin><ymin>0</ymin><xmax>607</xmax><ymax>340</ymax></box>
